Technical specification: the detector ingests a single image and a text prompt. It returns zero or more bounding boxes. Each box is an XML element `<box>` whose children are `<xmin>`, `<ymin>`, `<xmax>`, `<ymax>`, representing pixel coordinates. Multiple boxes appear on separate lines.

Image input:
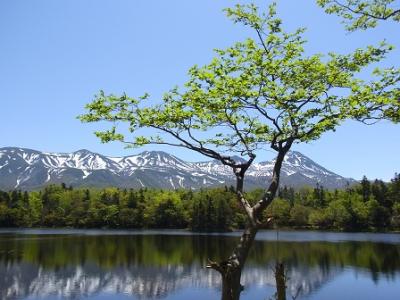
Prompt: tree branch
<box><xmin>252</xmin><ymin>139</ymin><xmax>293</xmax><ymax>224</ymax></box>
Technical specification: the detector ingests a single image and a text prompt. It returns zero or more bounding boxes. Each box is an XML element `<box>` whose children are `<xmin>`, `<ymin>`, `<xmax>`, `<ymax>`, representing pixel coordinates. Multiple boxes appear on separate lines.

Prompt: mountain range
<box><xmin>0</xmin><ymin>147</ymin><xmax>356</xmax><ymax>190</ymax></box>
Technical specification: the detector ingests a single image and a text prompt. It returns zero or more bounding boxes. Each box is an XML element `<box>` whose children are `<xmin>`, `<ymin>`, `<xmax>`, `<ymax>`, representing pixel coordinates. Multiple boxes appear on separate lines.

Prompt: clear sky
<box><xmin>0</xmin><ymin>0</ymin><xmax>398</xmax><ymax>181</ymax></box>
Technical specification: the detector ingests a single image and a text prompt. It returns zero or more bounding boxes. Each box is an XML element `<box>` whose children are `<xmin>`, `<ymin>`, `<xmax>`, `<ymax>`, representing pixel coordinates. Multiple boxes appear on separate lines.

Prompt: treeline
<box><xmin>0</xmin><ymin>174</ymin><xmax>399</xmax><ymax>231</ymax></box>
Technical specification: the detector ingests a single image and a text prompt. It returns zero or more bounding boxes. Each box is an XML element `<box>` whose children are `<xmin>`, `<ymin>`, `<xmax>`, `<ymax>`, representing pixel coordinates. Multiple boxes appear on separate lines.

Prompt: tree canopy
<box><xmin>317</xmin><ymin>0</ymin><xmax>400</xmax><ymax>31</ymax></box>
<box><xmin>80</xmin><ymin>3</ymin><xmax>399</xmax><ymax>164</ymax></box>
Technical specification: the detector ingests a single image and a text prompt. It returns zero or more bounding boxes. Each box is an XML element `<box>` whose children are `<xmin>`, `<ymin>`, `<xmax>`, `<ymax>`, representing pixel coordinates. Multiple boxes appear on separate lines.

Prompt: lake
<box><xmin>0</xmin><ymin>229</ymin><xmax>399</xmax><ymax>300</ymax></box>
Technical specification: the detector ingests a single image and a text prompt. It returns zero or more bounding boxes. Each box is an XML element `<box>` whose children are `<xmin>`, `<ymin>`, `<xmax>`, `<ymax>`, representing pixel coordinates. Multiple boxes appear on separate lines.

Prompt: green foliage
<box><xmin>145</xmin><ymin>192</ymin><xmax>187</xmax><ymax>228</ymax></box>
<box><xmin>190</xmin><ymin>188</ymin><xmax>235</xmax><ymax>231</ymax></box>
<box><xmin>391</xmin><ymin>202</ymin><xmax>400</xmax><ymax>227</ymax></box>
<box><xmin>289</xmin><ymin>204</ymin><xmax>311</xmax><ymax>226</ymax></box>
<box><xmin>79</xmin><ymin>3</ymin><xmax>399</xmax><ymax>158</ymax></box>
<box><xmin>309</xmin><ymin>209</ymin><xmax>329</xmax><ymax>227</ymax></box>
<box><xmin>317</xmin><ymin>0</ymin><xmax>400</xmax><ymax>31</ymax></box>
<box><xmin>325</xmin><ymin>198</ymin><xmax>354</xmax><ymax>228</ymax></box>
<box><xmin>0</xmin><ymin>172</ymin><xmax>400</xmax><ymax>231</ymax></box>
<box><xmin>266</xmin><ymin>198</ymin><xmax>291</xmax><ymax>226</ymax></box>
<box><xmin>366</xmin><ymin>198</ymin><xmax>391</xmax><ymax>227</ymax></box>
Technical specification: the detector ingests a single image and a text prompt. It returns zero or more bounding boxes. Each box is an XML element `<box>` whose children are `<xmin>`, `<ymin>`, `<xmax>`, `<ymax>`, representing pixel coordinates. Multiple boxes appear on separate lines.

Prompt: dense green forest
<box><xmin>0</xmin><ymin>174</ymin><xmax>399</xmax><ymax>231</ymax></box>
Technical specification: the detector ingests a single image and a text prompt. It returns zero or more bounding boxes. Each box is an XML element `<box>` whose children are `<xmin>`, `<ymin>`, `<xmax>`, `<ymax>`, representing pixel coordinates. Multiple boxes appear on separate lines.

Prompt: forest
<box><xmin>0</xmin><ymin>173</ymin><xmax>399</xmax><ymax>231</ymax></box>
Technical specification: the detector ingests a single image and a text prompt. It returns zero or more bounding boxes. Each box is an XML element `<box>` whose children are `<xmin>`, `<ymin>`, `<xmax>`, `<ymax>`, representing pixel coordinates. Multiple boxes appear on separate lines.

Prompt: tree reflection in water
<box><xmin>268</xmin><ymin>262</ymin><xmax>303</xmax><ymax>300</ymax></box>
<box><xmin>0</xmin><ymin>231</ymin><xmax>399</xmax><ymax>300</ymax></box>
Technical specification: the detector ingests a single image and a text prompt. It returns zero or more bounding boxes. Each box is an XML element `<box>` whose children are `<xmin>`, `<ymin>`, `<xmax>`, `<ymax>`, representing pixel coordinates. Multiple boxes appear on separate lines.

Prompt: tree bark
<box><xmin>208</xmin><ymin>146</ymin><xmax>291</xmax><ymax>300</ymax></box>
<box><xmin>208</xmin><ymin>225</ymin><xmax>258</xmax><ymax>300</ymax></box>
<box><xmin>275</xmin><ymin>262</ymin><xmax>287</xmax><ymax>300</ymax></box>
<box><xmin>221</xmin><ymin>267</ymin><xmax>243</xmax><ymax>300</ymax></box>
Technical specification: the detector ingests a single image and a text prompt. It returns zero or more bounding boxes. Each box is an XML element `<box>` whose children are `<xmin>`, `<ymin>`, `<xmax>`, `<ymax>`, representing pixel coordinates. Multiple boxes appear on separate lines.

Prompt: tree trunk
<box><xmin>275</xmin><ymin>262</ymin><xmax>286</xmax><ymax>300</ymax></box>
<box><xmin>221</xmin><ymin>266</ymin><xmax>243</xmax><ymax>300</ymax></box>
<box><xmin>209</xmin><ymin>225</ymin><xmax>258</xmax><ymax>300</ymax></box>
<box><xmin>210</xmin><ymin>148</ymin><xmax>291</xmax><ymax>300</ymax></box>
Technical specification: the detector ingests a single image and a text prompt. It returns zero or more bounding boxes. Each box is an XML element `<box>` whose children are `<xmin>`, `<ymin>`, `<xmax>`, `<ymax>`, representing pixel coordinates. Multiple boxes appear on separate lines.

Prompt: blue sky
<box><xmin>0</xmin><ymin>0</ymin><xmax>398</xmax><ymax>181</ymax></box>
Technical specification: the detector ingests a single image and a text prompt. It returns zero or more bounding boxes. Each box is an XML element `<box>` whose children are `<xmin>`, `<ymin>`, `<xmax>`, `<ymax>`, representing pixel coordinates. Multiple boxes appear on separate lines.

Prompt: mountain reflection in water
<box><xmin>0</xmin><ymin>230</ymin><xmax>399</xmax><ymax>300</ymax></box>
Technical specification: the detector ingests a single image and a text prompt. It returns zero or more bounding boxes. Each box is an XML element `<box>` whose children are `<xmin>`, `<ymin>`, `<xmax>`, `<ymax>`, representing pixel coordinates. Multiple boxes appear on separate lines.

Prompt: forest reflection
<box><xmin>0</xmin><ymin>232</ymin><xmax>399</xmax><ymax>299</ymax></box>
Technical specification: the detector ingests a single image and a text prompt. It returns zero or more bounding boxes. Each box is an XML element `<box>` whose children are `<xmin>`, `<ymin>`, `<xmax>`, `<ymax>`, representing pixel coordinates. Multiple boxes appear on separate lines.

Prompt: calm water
<box><xmin>0</xmin><ymin>229</ymin><xmax>399</xmax><ymax>300</ymax></box>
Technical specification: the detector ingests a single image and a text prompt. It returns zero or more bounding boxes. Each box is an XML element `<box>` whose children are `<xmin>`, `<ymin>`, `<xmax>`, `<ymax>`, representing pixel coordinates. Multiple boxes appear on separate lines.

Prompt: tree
<box><xmin>313</xmin><ymin>183</ymin><xmax>326</xmax><ymax>207</ymax></box>
<box><xmin>370</xmin><ymin>178</ymin><xmax>391</xmax><ymax>209</ymax></box>
<box><xmin>360</xmin><ymin>175</ymin><xmax>371</xmax><ymax>202</ymax></box>
<box><xmin>149</xmin><ymin>192</ymin><xmax>187</xmax><ymax>228</ymax></box>
<box><xmin>317</xmin><ymin>0</ymin><xmax>400</xmax><ymax>31</ymax></box>
<box><xmin>191</xmin><ymin>192</ymin><xmax>208</xmax><ymax>231</ymax></box>
<box><xmin>28</xmin><ymin>192</ymin><xmax>43</xmax><ymax>226</ymax></box>
<box><xmin>317</xmin><ymin>0</ymin><xmax>400</xmax><ymax>124</ymax></box>
<box><xmin>79</xmin><ymin>3</ymin><xmax>399</xmax><ymax>300</ymax></box>
<box><xmin>389</xmin><ymin>173</ymin><xmax>400</xmax><ymax>205</ymax></box>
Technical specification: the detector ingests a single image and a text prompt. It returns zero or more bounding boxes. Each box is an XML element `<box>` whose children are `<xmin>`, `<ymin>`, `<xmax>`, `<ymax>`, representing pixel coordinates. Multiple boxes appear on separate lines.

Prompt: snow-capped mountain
<box><xmin>0</xmin><ymin>147</ymin><xmax>356</xmax><ymax>190</ymax></box>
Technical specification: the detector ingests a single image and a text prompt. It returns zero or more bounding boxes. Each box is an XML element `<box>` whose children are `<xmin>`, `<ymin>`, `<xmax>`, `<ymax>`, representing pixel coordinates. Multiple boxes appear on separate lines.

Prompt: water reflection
<box><xmin>0</xmin><ymin>231</ymin><xmax>399</xmax><ymax>300</ymax></box>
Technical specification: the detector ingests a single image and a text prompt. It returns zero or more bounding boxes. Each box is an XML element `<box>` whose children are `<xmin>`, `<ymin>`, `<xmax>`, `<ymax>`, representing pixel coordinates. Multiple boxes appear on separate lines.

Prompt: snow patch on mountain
<box><xmin>0</xmin><ymin>147</ymin><xmax>356</xmax><ymax>190</ymax></box>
